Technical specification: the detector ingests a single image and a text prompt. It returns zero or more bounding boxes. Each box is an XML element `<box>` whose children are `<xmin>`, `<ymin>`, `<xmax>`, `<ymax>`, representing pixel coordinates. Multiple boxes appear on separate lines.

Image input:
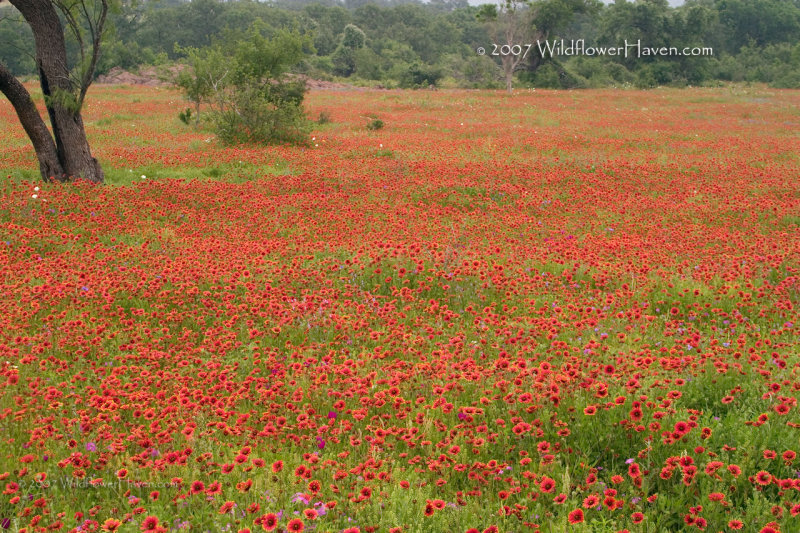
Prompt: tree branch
<box><xmin>77</xmin><ymin>0</ymin><xmax>107</xmax><ymax>108</ymax></box>
<box><xmin>53</xmin><ymin>0</ymin><xmax>85</xmax><ymax>67</ymax></box>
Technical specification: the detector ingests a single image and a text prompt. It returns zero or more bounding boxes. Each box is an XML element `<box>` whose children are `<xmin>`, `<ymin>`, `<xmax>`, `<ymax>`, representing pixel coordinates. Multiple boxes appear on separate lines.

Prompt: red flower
<box><xmin>261</xmin><ymin>513</ymin><xmax>278</xmax><ymax>531</ymax></box>
<box><xmin>539</xmin><ymin>477</ymin><xmax>555</xmax><ymax>493</ymax></box>
<box><xmin>568</xmin><ymin>509</ymin><xmax>584</xmax><ymax>524</ymax></box>
<box><xmin>286</xmin><ymin>519</ymin><xmax>304</xmax><ymax>532</ymax></box>
<box><xmin>102</xmin><ymin>519</ymin><xmax>121</xmax><ymax>532</ymax></box>
<box><xmin>755</xmin><ymin>471</ymin><xmax>772</xmax><ymax>486</ymax></box>
<box><xmin>140</xmin><ymin>516</ymin><xmax>159</xmax><ymax>532</ymax></box>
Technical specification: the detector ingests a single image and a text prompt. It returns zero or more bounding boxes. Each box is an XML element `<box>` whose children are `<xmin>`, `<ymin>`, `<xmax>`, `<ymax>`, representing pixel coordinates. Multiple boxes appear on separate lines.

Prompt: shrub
<box><xmin>316</xmin><ymin>111</ymin><xmax>332</xmax><ymax>124</ymax></box>
<box><xmin>399</xmin><ymin>62</ymin><xmax>443</xmax><ymax>88</ymax></box>
<box><xmin>175</xmin><ymin>22</ymin><xmax>312</xmax><ymax>146</ymax></box>
<box><xmin>178</xmin><ymin>108</ymin><xmax>193</xmax><ymax>125</ymax></box>
<box><xmin>213</xmin><ymin>83</ymin><xmax>311</xmax><ymax>145</ymax></box>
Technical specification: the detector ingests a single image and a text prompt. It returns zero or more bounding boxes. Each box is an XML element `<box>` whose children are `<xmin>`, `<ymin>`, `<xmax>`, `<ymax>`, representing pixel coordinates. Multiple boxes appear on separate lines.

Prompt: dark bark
<box><xmin>0</xmin><ymin>62</ymin><xmax>65</xmax><ymax>182</ymax></box>
<box><xmin>5</xmin><ymin>0</ymin><xmax>104</xmax><ymax>183</ymax></box>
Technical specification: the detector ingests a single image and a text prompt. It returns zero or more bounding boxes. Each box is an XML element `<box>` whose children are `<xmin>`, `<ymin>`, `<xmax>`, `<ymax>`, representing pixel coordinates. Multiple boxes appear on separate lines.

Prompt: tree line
<box><xmin>2</xmin><ymin>0</ymin><xmax>800</xmax><ymax>90</ymax></box>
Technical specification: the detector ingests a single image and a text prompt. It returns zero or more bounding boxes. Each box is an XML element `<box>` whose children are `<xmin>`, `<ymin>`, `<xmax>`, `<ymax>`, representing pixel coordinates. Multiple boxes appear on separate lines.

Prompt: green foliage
<box><xmin>175</xmin><ymin>21</ymin><xmax>312</xmax><ymax>146</ymax></box>
<box><xmin>43</xmin><ymin>87</ymin><xmax>81</xmax><ymax>114</ymax></box>
<box><xmin>0</xmin><ymin>14</ymin><xmax>36</xmax><ymax>76</ymax></box>
<box><xmin>399</xmin><ymin>62</ymin><xmax>443</xmax><ymax>88</ymax></box>
<box><xmin>366</xmin><ymin>118</ymin><xmax>384</xmax><ymax>130</ymax></box>
<box><xmin>97</xmin><ymin>39</ymin><xmax>158</xmax><ymax>75</ymax></box>
<box><xmin>717</xmin><ymin>0</ymin><xmax>800</xmax><ymax>51</ymax></box>
<box><xmin>178</xmin><ymin>107</ymin><xmax>193</xmax><ymax>125</ymax></box>
<box><xmin>341</xmin><ymin>23</ymin><xmax>366</xmax><ymax>50</ymax></box>
<box><xmin>213</xmin><ymin>83</ymin><xmax>310</xmax><ymax>145</ymax></box>
<box><xmin>332</xmin><ymin>45</ymin><xmax>357</xmax><ymax>77</ymax></box>
<box><xmin>3</xmin><ymin>0</ymin><xmax>797</xmax><ymax>89</ymax></box>
<box><xmin>521</xmin><ymin>61</ymin><xmax>588</xmax><ymax>88</ymax></box>
<box><xmin>232</xmin><ymin>23</ymin><xmax>310</xmax><ymax>84</ymax></box>
<box><xmin>476</xmin><ymin>4</ymin><xmax>499</xmax><ymax>22</ymax></box>
<box><xmin>713</xmin><ymin>41</ymin><xmax>800</xmax><ymax>88</ymax></box>
<box><xmin>175</xmin><ymin>43</ymin><xmax>230</xmax><ymax>121</ymax></box>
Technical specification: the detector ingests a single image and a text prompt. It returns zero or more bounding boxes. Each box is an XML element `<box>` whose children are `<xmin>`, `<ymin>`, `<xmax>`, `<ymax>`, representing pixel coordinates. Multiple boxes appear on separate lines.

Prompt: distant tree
<box><xmin>175</xmin><ymin>44</ymin><xmax>230</xmax><ymax>126</ymax></box>
<box><xmin>332</xmin><ymin>23</ymin><xmax>365</xmax><ymax>76</ymax></box>
<box><xmin>0</xmin><ymin>0</ymin><xmax>107</xmax><ymax>183</ymax></box>
<box><xmin>524</xmin><ymin>0</ymin><xmax>600</xmax><ymax>73</ymax></box>
<box><xmin>716</xmin><ymin>0</ymin><xmax>800</xmax><ymax>52</ymax></box>
<box><xmin>0</xmin><ymin>8</ymin><xmax>35</xmax><ymax>75</ymax></box>
<box><xmin>478</xmin><ymin>0</ymin><xmax>531</xmax><ymax>92</ymax></box>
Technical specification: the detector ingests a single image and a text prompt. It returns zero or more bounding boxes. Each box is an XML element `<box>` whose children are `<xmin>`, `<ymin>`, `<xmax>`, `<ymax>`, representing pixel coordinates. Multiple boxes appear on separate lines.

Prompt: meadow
<box><xmin>0</xmin><ymin>85</ymin><xmax>799</xmax><ymax>533</ymax></box>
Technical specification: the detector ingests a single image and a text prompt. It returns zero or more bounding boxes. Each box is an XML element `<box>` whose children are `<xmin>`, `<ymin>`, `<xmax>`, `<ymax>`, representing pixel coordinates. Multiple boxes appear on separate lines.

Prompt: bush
<box><xmin>175</xmin><ymin>23</ymin><xmax>313</xmax><ymax>146</ymax></box>
<box><xmin>214</xmin><ymin>84</ymin><xmax>311</xmax><ymax>145</ymax></box>
<box><xmin>97</xmin><ymin>39</ymin><xmax>158</xmax><ymax>76</ymax></box>
<box><xmin>316</xmin><ymin>111</ymin><xmax>332</xmax><ymax>124</ymax></box>
<box><xmin>567</xmin><ymin>57</ymin><xmax>635</xmax><ymax>88</ymax></box>
<box><xmin>178</xmin><ymin>108</ymin><xmax>193</xmax><ymax>125</ymax></box>
<box><xmin>523</xmin><ymin>63</ymin><xmax>560</xmax><ymax>88</ymax></box>
<box><xmin>398</xmin><ymin>62</ymin><xmax>443</xmax><ymax>88</ymax></box>
<box><xmin>366</xmin><ymin>118</ymin><xmax>384</xmax><ymax>130</ymax></box>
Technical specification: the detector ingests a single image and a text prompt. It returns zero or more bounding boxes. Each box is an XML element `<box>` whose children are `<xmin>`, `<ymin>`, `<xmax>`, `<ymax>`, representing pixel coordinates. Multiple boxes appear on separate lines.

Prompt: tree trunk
<box><xmin>502</xmin><ymin>55</ymin><xmax>515</xmax><ymax>94</ymax></box>
<box><xmin>8</xmin><ymin>0</ymin><xmax>104</xmax><ymax>183</ymax></box>
<box><xmin>0</xmin><ymin>63</ymin><xmax>65</xmax><ymax>182</ymax></box>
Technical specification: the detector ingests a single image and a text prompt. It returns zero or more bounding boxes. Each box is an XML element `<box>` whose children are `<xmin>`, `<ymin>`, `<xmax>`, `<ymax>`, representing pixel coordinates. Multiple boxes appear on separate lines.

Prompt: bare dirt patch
<box><xmin>95</xmin><ymin>66</ymin><xmax>178</xmax><ymax>87</ymax></box>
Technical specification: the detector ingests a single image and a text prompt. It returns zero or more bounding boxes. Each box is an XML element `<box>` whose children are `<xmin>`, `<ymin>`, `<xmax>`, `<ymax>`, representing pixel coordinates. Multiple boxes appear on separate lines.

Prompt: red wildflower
<box><xmin>567</xmin><ymin>509</ymin><xmax>584</xmax><ymax>524</ymax></box>
<box><xmin>755</xmin><ymin>471</ymin><xmax>772</xmax><ymax>486</ymax></box>
<box><xmin>261</xmin><ymin>513</ymin><xmax>278</xmax><ymax>531</ymax></box>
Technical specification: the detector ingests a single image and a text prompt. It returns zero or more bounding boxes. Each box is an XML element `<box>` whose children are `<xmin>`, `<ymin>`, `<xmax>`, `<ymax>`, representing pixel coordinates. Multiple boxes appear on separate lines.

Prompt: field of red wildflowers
<box><xmin>1</xmin><ymin>85</ymin><xmax>799</xmax><ymax>533</ymax></box>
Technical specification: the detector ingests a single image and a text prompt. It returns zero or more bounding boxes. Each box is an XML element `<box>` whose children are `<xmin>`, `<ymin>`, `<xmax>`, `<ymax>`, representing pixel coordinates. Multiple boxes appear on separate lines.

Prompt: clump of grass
<box><xmin>178</xmin><ymin>108</ymin><xmax>193</xmax><ymax>125</ymax></box>
<box><xmin>367</xmin><ymin>118</ymin><xmax>384</xmax><ymax>130</ymax></box>
<box><xmin>316</xmin><ymin>110</ymin><xmax>332</xmax><ymax>125</ymax></box>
